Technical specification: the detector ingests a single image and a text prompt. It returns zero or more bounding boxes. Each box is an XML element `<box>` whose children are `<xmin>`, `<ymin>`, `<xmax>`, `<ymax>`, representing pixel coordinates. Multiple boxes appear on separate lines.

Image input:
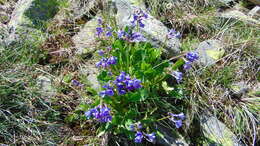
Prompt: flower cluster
<box><xmin>171</xmin><ymin>71</ymin><xmax>183</xmax><ymax>83</ymax></box>
<box><xmin>167</xmin><ymin>29</ymin><xmax>181</xmax><ymax>39</ymax></box>
<box><xmin>171</xmin><ymin>52</ymin><xmax>199</xmax><ymax>82</ymax></box>
<box><xmin>71</xmin><ymin>79</ymin><xmax>84</xmax><ymax>87</ymax></box>
<box><xmin>184</xmin><ymin>51</ymin><xmax>199</xmax><ymax>70</ymax></box>
<box><xmin>129</xmin><ymin>32</ymin><xmax>147</xmax><ymax>42</ymax></box>
<box><xmin>168</xmin><ymin>112</ymin><xmax>185</xmax><ymax>128</ymax></box>
<box><xmin>116</xmin><ymin>8</ymin><xmax>148</xmax><ymax>42</ymax></box>
<box><xmin>186</xmin><ymin>51</ymin><xmax>199</xmax><ymax>62</ymax></box>
<box><xmin>114</xmin><ymin>72</ymin><xmax>142</xmax><ymax>94</ymax></box>
<box><xmin>99</xmin><ymin>84</ymin><xmax>114</xmax><ymax>97</ymax></box>
<box><xmin>96</xmin><ymin>56</ymin><xmax>117</xmax><ymax>68</ymax></box>
<box><xmin>131</xmin><ymin>9</ymin><xmax>148</xmax><ymax>28</ymax></box>
<box><xmin>117</xmin><ymin>30</ymin><xmax>146</xmax><ymax>42</ymax></box>
<box><xmin>99</xmin><ymin>72</ymin><xmax>142</xmax><ymax>98</ymax></box>
<box><xmin>96</xmin><ymin>17</ymin><xmax>113</xmax><ymax>37</ymax></box>
<box><xmin>85</xmin><ymin>105</ymin><xmax>112</xmax><ymax>123</ymax></box>
<box><xmin>129</xmin><ymin>123</ymin><xmax>156</xmax><ymax>143</ymax></box>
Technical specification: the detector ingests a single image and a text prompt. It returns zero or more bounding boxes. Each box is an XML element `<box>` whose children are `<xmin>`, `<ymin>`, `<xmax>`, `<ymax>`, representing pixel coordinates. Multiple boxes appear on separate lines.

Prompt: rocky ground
<box><xmin>0</xmin><ymin>0</ymin><xmax>259</xmax><ymax>145</ymax></box>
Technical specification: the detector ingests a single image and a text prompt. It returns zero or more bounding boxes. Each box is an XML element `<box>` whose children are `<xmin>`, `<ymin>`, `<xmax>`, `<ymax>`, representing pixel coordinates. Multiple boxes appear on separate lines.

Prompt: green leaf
<box><xmin>97</xmin><ymin>70</ymin><xmax>112</xmax><ymax>82</ymax></box>
<box><xmin>162</xmin><ymin>81</ymin><xmax>174</xmax><ymax>94</ymax></box>
<box><xmin>63</xmin><ymin>73</ymin><xmax>73</xmax><ymax>83</ymax></box>
<box><xmin>128</xmin><ymin>89</ymin><xmax>148</xmax><ymax>102</ymax></box>
<box><xmin>172</xmin><ymin>58</ymin><xmax>185</xmax><ymax>70</ymax></box>
<box><xmin>148</xmin><ymin>48</ymin><xmax>161</xmax><ymax>62</ymax></box>
<box><xmin>97</xmin><ymin>130</ymin><xmax>106</xmax><ymax>137</ymax></box>
<box><xmin>156</xmin><ymin>130</ymin><xmax>165</xmax><ymax>138</ymax></box>
<box><xmin>169</xmin><ymin>87</ymin><xmax>184</xmax><ymax>99</ymax></box>
<box><xmin>125</xmin><ymin>119</ymin><xmax>134</xmax><ymax>130</ymax></box>
<box><xmin>113</xmin><ymin>39</ymin><xmax>124</xmax><ymax>49</ymax></box>
<box><xmin>128</xmin><ymin>92</ymin><xmax>141</xmax><ymax>102</ymax></box>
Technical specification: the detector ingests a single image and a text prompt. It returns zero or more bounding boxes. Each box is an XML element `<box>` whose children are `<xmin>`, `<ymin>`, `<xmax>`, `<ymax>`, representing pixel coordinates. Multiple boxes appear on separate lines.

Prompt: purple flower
<box><xmin>71</xmin><ymin>79</ymin><xmax>83</xmax><ymax>87</ymax></box>
<box><xmin>137</xmin><ymin>122</ymin><xmax>142</xmax><ymax>129</ymax></box>
<box><xmin>106</xmin><ymin>31</ymin><xmax>112</xmax><ymax>37</ymax></box>
<box><xmin>117</xmin><ymin>30</ymin><xmax>127</xmax><ymax>39</ymax></box>
<box><xmin>169</xmin><ymin>113</ymin><xmax>185</xmax><ymax>120</ymax></box>
<box><xmin>96</xmin><ymin>27</ymin><xmax>103</xmax><ymax>36</ymax></box>
<box><xmin>105</xmin><ymin>26</ymin><xmax>113</xmax><ymax>37</ymax></box>
<box><xmin>116</xmin><ymin>82</ymin><xmax>124</xmax><ymax>89</ymax></box>
<box><xmin>96</xmin><ymin>56</ymin><xmax>117</xmax><ymax>69</ymax></box>
<box><xmin>102</xmin><ymin>84</ymin><xmax>113</xmax><ymax>89</ymax></box>
<box><xmin>169</xmin><ymin>112</ymin><xmax>185</xmax><ymax>128</ymax></box>
<box><xmin>85</xmin><ymin>108</ymin><xmax>98</xmax><ymax>119</ymax></box>
<box><xmin>146</xmin><ymin>133</ymin><xmax>156</xmax><ymax>143</ymax></box>
<box><xmin>96</xmin><ymin>61</ymin><xmax>102</xmax><ymax>67</ymax></box>
<box><xmin>114</xmin><ymin>72</ymin><xmax>143</xmax><ymax>95</ymax></box>
<box><xmin>99</xmin><ymin>106</ymin><xmax>112</xmax><ymax>122</ymax></box>
<box><xmin>105</xmin><ymin>89</ymin><xmax>114</xmax><ymax>96</ymax></box>
<box><xmin>129</xmin><ymin>124</ymin><xmax>135</xmax><ymax>131</ymax></box>
<box><xmin>133</xmin><ymin>79</ymin><xmax>142</xmax><ymax>89</ymax></box>
<box><xmin>130</xmin><ymin>32</ymin><xmax>146</xmax><ymax>42</ymax></box>
<box><xmin>99</xmin><ymin>91</ymin><xmax>106</xmax><ymax>98</ymax></box>
<box><xmin>131</xmin><ymin>9</ymin><xmax>148</xmax><ymax>28</ymax></box>
<box><xmin>118</xmin><ymin>89</ymin><xmax>127</xmax><ymax>95</ymax></box>
<box><xmin>172</xmin><ymin>71</ymin><xmax>183</xmax><ymax>83</ymax></box>
<box><xmin>183</xmin><ymin>61</ymin><xmax>192</xmax><ymax>70</ymax></box>
<box><xmin>87</xmin><ymin>105</ymin><xmax>112</xmax><ymax>123</ymax></box>
<box><xmin>97</xmin><ymin>17</ymin><xmax>102</xmax><ymax>25</ymax></box>
<box><xmin>116</xmin><ymin>72</ymin><xmax>126</xmax><ymax>82</ymax></box>
<box><xmin>84</xmin><ymin>110</ymin><xmax>92</xmax><ymax>119</ymax></box>
<box><xmin>186</xmin><ymin>52</ymin><xmax>199</xmax><ymax>62</ymax></box>
<box><xmin>125</xmin><ymin>80</ymin><xmax>134</xmax><ymax>90</ymax></box>
<box><xmin>139</xmin><ymin>21</ymin><xmax>145</xmax><ymax>28</ymax></box>
<box><xmin>97</xmin><ymin>50</ymin><xmax>105</xmax><ymax>56</ymax></box>
<box><xmin>167</xmin><ymin>29</ymin><xmax>181</xmax><ymax>39</ymax></box>
<box><xmin>125</xmin><ymin>74</ymin><xmax>131</xmax><ymax>80</ymax></box>
<box><xmin>135</xmin><ymin>131</ymin><xmax>143</xmax><ymax>143</ymax></box>
<box><xmin>107</xmin><ymin>56</ymin><xmax>117</xmax><ymax>65</ymax></box>
<box><xmin>174</xmin><ymin>120</ymin><xmax>182</xmax><ymax>128</ymax></box>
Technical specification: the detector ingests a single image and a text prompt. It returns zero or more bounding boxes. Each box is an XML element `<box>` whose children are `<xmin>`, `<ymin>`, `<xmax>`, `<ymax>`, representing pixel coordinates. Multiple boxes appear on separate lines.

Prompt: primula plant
<box><xmin>80</xmin><ymin>9</ymin><xmax>199</xmax><ymax>144</ymax></box>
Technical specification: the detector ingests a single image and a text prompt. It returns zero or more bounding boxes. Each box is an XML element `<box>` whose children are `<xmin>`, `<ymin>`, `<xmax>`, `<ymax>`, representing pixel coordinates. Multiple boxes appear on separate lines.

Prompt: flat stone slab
<box><xmin>197</xmin><ymin>39</ymin><xmax>225</xmax><ymax>66</ymax></box>
<box><xmin>219</xmin><ymin>10</ymin><xmax>260</xmax><ymax>25</ymax></box>
<box><xmin>200</xmin><ymin>114</ymin><xmax>245</xmax><ymax>146</ymax></box>
<box><xmin>79</xmin><ymin>63</ymin><xmax>100</xmax><ymax>90</ymax></box>
<box><xmin>72</xmin><ymin>17</ymin><xmax>100</xmax><ymax>54</ymax></box>
<box><xmin>156</xmin><ymin>124</ymin><xmax>189</xmax><ymax>146</ymax></box>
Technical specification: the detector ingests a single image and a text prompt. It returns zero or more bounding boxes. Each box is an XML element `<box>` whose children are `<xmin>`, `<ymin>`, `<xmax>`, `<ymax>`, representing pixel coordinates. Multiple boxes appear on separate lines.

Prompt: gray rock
<box><xmin>156</xmin><ymin>125</ymin><xmax>188</xmax><ymax>146</ymax></box>
<box><xmin>1</xmin><ymin>0</ymin><xmax>33</xmax><ymax>46</ymax></box>
<box><xmin>68</xmin><ymin>0</ymin><xmax>100</xmax><ymax>20</ymax></box>
<box><xmin>4</xmin><ymin>0</ymin><xmax>60</xmax><ymax>46</ymax></box>
<box><xmin>197</xmin><ymin>40</ymin><xmax>225</xmax><ymax>66</ymax></box>
<box><xmin>37</xmin><ymin>75</ymin><xmax>56</xmax><ymax>98</ymax></box>
<box><xmin>248</xmin><ymin>6</ymin><xmax>260</xmax><ymax>19</ymax></box>
<box><xmin>218</xmin><ymin>0</ymin><xmax>235</xmax><ymax>4</ymax></box>
<box><xmin>219</xmin><ymin>10</ymin><xmax>260</xmax><ymax>25</ymax></box>
<box><xmin>112</xmin><ymin>0</ymin><xmax>181</xmax><ymax>57</ymax></box>
<box><xmin>8</xmin><ymin>0</ymin><xmax>34</xmax><ymax>30</ymax></box>
<box><xmin>79</xmin><ymin>63</ymin><xmax>100</xmax><ymax>90</ymax></box>
<box><xmin>200</xmin><ymin>114</ymin><xmax>245</xmax><ymax>146</ymax></box>
<box><xmin>230</xmin><ymin>81</ymin><xmax>250</xmax><ymax>98</ymax></box>
<box><xmin>248</xmin><ymin>0</ymin><xmax>260</xmax><ymax>5</ymax></box>
<box><xmin>72</xmin><ymin>17</ymin><xmax>100</xmax><ymax>54</ymax></box>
